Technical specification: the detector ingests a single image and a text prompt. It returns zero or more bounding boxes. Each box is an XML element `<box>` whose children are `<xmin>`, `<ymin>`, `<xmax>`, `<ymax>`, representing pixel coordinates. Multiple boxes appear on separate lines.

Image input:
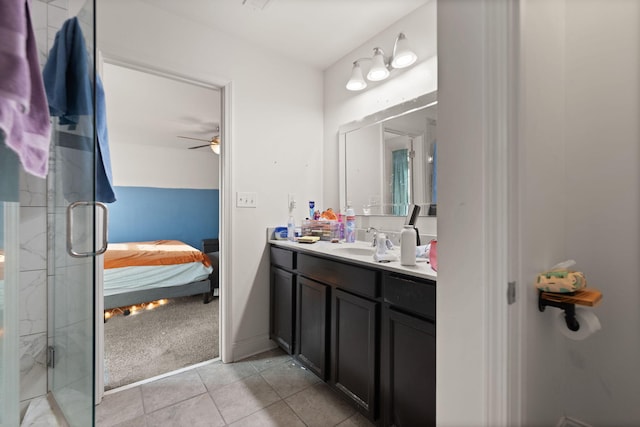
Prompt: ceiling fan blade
<box><xmin>178</xmin><ymin>135</ymin><xmax>210</xmax><ymax>142</ymax></box>
<box><xmin>188</xmin><ymin>144</ymin><xmax>213</xmax><ymax>149</ymax></box>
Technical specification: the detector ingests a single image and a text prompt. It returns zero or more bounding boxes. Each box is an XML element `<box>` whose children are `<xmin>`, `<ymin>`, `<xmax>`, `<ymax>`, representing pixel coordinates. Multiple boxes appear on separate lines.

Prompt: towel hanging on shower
<box><xmin>0</xmin><ymin>0</ymin><xmax>52</xmax><ymax>179</ymax></box>
<box><xmin>43</xmin><ymin>17</ymin><xmax>116</xmax><ymax>203</ymax></box>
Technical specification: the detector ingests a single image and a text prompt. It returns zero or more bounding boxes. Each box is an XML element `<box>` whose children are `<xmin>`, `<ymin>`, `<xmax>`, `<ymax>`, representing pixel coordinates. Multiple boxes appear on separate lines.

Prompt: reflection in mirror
<box><xmin>339</xmin><ymin>92</ymin><xmax>437</xmax><ymax>217</ymax></box>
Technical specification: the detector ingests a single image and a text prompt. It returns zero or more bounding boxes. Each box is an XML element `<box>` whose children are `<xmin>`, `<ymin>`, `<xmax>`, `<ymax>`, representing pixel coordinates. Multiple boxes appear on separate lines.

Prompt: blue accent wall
<box><xmin>108</xmin><ymin>186</ymin><xmax>219</xmax><ymax>250</ymax></box>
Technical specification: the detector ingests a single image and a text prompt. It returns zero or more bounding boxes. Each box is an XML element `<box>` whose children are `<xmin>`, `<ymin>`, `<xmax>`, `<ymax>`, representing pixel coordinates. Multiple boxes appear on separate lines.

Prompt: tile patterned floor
<box><xmin>95</xmin><ymin>348</ymin><xmax>375</xmax><ymax>427</ymax></box>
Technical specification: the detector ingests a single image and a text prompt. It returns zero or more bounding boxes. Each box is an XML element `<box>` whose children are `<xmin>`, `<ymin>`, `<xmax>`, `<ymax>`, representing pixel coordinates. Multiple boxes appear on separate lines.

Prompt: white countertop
<box><xmin>269</xmin><ymin>239</ymin><xmax>437</xmax><ymax>281</ymax></box>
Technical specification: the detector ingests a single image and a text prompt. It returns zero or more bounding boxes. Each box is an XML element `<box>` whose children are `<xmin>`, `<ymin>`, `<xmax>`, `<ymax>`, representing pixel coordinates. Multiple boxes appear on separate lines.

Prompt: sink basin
<box><xmin>331</xmin><ymin>246</ymin><xmax>376</xmax><ymax>257</ymax></box>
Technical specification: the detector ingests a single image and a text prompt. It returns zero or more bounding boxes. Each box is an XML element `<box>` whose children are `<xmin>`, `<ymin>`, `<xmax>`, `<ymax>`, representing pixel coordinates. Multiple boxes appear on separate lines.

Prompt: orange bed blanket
<box><xmin>104</xmin><ymin>240</ymin><xmax>212</xmax><ymax>269</ymax></box>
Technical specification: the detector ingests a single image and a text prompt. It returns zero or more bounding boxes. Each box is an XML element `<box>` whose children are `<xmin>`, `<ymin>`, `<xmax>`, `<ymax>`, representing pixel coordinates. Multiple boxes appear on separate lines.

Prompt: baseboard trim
<box><xmin>231</xmin><ymin>334</ymin><xmax>276</xmax><ymax>362</ymax></box>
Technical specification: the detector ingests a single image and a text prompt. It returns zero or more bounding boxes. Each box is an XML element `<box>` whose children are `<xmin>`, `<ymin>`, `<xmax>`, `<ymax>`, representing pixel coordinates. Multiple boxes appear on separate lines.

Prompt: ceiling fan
<box><xmin>177</xmin><ymin>132</ymin><xmax>221</xmax><ymax>154</ymax></box>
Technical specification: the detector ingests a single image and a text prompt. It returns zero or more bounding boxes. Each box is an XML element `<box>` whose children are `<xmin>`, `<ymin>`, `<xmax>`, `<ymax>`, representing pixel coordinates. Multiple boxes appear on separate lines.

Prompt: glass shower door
<box><xmin>0</xmin><ymin>142</ymin><xmax>20</xmax><ymax>427</ymax></box>
<box><xmin>48</xmin><ymin>1</ymin><xmax>102</xmax><ymax>425</ymax></box>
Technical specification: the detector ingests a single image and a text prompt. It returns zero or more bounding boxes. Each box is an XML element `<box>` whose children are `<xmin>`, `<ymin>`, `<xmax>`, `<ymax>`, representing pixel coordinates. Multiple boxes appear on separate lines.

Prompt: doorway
<box><xmin>98</xmin><ymin>61</ymin><xmax>223</xmax><ymax>392</ymax></box>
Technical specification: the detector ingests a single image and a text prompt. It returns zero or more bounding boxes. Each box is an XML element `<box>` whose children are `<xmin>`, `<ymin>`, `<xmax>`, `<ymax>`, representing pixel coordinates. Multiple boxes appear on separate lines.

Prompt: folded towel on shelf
<box><xmin>0</xmin><ymin>0</ymin><xmax>52</xmax><ymax>178</ymax></box>
<box><xmin>43</xmin><ymin>17</ymin><xmax>116</xmax><ymax>203</ymax></box>
<box><xmin>536</xmin><ymin>269</ymin><xmax>587</xmax><ymax>293</ymax></box>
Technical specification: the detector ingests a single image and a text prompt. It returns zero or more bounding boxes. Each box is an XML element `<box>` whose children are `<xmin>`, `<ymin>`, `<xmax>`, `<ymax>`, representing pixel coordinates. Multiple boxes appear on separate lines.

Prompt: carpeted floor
<box><xmin>104</xmin><ymin>295</ymin><xmax>219</xmax><ymax>390</ymax></box>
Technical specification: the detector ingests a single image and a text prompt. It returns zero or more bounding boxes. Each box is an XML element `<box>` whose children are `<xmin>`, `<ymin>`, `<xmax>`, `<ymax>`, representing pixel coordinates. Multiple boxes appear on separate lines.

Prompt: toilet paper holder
<box><xmin>538</xmin><ymin>292</ymin><xmax>580</xmax><ymax>331</ymax></box>
<box><xmin>538</xmin><ymin>288</ymin><xmax>602</xmax><ymax>332</ymax></box>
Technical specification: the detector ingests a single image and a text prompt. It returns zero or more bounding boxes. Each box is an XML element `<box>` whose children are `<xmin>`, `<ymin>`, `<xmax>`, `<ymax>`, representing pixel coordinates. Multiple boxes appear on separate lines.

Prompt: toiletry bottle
<box><xmin>345</xmin><ymin>203</ymin><xmax>356</xmax><ymax>243</ymax></box>
<box><xmin>375</xmin><ymin>233</ymin><xmax>388</xmax><ymax>259</ymax></box>
<box><xmin>287</xmin><ymin>199</ymin><xmax>296</xmax><ymax>242</ymax></box>
<box><xmin>309</xmin><ymin>201</ymin><xmax>315</xmax><ymax>220</ymax></box>
<box><xmin>400</xmin><ymin>225</ymin><xmax>417</xmax><ymax>266</ymax></box>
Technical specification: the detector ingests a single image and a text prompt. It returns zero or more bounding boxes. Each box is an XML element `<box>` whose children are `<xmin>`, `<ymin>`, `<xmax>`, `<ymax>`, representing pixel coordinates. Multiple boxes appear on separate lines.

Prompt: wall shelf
<box><xmin>538</xmin><ymin>288</ymin><xmax>602</xmax><ymax>332</ymax></box>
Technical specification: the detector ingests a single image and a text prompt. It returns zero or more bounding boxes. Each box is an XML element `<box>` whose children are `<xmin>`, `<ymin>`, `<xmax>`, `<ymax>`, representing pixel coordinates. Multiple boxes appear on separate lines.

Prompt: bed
<box><xmin>103</xmin><ymin>240</ymin><xmax>215</xmax><ymax>310</ymax></box>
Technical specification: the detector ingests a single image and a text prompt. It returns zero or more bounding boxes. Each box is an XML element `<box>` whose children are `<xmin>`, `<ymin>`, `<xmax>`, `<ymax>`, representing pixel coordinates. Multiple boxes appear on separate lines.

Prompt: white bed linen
<box><xmin>104</xmin><ymin>262</ymin><xmax>213</xmax><ymax>297</ymax></box>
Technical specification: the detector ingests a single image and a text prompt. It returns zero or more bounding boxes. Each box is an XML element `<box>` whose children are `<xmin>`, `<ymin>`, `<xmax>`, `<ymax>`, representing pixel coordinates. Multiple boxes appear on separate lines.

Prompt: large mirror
<box><xmin>339</xmin><ymin>91</ymin><xmax>437</xmax><ymax>217</ymax></box>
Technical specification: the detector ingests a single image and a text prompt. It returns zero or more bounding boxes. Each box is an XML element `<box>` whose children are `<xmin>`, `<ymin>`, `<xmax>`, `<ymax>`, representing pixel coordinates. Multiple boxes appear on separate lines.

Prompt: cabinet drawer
<box><xmin>383</xmin><ymin>273</ymin><xmax>436</xmax><ymax>320</ymax></box>
<box><xmin>298</xmin><ymin>253</ymin><xmax>379</xmax><ymax>298</ymax></box>
<box><xmin>270</xmin><ymin>246</ymin><xmax>295</xmax><ymax>270</ymax></box>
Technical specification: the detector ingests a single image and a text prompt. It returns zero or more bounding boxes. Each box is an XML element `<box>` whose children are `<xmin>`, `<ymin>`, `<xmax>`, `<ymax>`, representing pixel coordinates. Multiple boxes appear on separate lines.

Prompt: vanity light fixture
<box><xmin>346</xmin><ymin>62</ymin><xmax>367</xmax><ymax>91</ymax></box>
<box><xmin>346</xmin><ymin>32</ymin><xmax>418</xmax><ymax>91</ymax></box>
<box><xmin>367</xmin><ymin>48</ymin><xmax>390</xmax><ymax>81</ymax></box>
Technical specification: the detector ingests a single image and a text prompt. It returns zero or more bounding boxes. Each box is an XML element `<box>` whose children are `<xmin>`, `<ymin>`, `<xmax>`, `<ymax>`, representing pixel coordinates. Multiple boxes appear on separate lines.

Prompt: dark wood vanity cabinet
<box><xmin>331</xmin><ymin>288</ymin><xmax>379</xmax><ymax>420</ymax></box>
<box><xmin>381</xmin><ymin>273</ymin><xmax>436</xmax><ymax>427</ymax></box>
<box><xmin>270</xmin><ymin>266</ymin><xmax>295</xmax><ymax>354</ymax></box>
<box><xmin>296</xmin><ymin>276</ymin><xmax>329</xmax><ymax>379</ymax></box>
<box><xmin>269</xmin><ymin>247</ymin><xmax>297</xmax><ymax>354</ymax></box>
<box><xmin>269</xmin><ymin>245</ymin><xmax>436</xmax><ymax>426</ymax></box>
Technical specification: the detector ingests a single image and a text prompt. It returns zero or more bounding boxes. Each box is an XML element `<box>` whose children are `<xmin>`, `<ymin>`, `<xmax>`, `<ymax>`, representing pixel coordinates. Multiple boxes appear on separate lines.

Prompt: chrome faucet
<box><xmin>366</xmin><ymin>227</ymin><xmax>379</xmax><ymax>246</ymax></box>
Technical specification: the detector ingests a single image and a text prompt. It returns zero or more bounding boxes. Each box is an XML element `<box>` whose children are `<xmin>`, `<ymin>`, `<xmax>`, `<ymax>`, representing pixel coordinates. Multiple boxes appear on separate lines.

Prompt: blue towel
<box><xmin>43</xmin><ymin>17</ymin><xmax>116</xmax><ymax>203</ymax></box>
<box><xmin>0</xmin><ymin>0</ymin><xmax>52</xmax><ymax>178</ymax></box>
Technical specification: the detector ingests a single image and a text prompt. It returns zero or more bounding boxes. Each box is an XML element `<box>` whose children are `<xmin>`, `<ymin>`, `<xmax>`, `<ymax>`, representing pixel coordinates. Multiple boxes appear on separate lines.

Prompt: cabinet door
<box><xmin>382</xmin><ymin>307</ymin><xmax>436</xmax><ymax>427</ymax></box>
<box><xmin>331</xmin><ymin>289</ymin><xmax>379</xmax><ymax>421</ymax></box>
<box><xmin>270</xmin><ymin>266</ymin><xmax>295</xmax><ymax>354</ymax></box>
<box><xmin>296</xmin><ymin>276</ymin><xmax>329</xmax><ymax>379</ymax></box>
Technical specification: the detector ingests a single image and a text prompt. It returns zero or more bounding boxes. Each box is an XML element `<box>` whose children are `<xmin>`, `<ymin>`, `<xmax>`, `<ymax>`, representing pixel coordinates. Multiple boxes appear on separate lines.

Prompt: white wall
<box><xmin>436</xmin><ymin>1</ymin><xmax>488</xmax><ymax>424</ymax></box>
<box><xmin>98</xmin><ymin>1</ymin><xmax>324</xmax><ymax>359</ymax></box>
<box><xmin>108</xmin><ymin>143</ymin><xmax>219</xmax><ymax>189</ymax></box>
<box><xmin>518</xmin><ymin>0</ymin><xmax>569</xmax><ymax>424</ymax></box>
<box><xmin>520</xmin><ymin>0</ymin><xmax>640</xmax><ymax>425</ymax></box>
<box><xmin>102</xmin><ymin>63</ymin><xmax>221</xmax><ymax>189</ymax></box>
<box><xmin>323</xmin><ymin>1</ymin><xmax>437</xmax><ymax>236</ymax></box>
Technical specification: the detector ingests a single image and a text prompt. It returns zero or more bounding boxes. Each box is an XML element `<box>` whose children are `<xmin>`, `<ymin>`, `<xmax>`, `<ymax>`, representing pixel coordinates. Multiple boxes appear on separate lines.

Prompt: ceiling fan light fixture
<box><xmin>211</xmin><ymin>142</ymin><xmax>220</xmax><ymax>155</ymax></box>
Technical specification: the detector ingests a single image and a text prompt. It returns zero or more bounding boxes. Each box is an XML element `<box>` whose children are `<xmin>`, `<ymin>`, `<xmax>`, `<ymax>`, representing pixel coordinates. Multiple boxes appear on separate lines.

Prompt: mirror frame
<box><xmin>338</xmin><ymin>91</ymin><xmax>437</xmax><ymax>216</ymax></box>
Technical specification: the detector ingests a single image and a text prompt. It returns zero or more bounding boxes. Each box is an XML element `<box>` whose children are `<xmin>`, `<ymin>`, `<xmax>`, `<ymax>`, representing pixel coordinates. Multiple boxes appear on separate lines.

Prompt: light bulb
<box><xmin>391</xmin><ymin>33</ymin><xmax>417</xmax><ymax>69</ymax></box>
<box><xmin>367</xmin><ymin>48</ymin><xmax>389</xmax><ymax>81</ymax></box>
<box><xmin>346</xmin><ymin>62</ymin><xmax>367</xmax><ymax>91</ymax></box>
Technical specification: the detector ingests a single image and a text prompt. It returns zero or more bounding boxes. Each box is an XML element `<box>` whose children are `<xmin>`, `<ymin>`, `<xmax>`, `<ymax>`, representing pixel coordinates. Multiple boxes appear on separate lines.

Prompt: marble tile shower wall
<box><xmin>19</xmin><ymin>0</ymin><xmax>69</xmax><ymax>418</ymax></box>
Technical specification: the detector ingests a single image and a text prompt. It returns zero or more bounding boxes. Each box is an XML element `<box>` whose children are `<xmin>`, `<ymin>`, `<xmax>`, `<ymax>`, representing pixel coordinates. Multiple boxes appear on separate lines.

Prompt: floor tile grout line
<box><xmin>261</xmin><ymin>368</ymin><xmax>321</xmax><ymax>401</ymax></box>
<box><xmin>280</xmin><ymin>395</ymin><xmax>311</xmax><ymax>427</ymax></box>
<box><xmin>207</xmin><ymin>372</ymin><xmax>281</xmax><ymax>425</ymax></box>
<box><xmin>222</xmin><ymin>398</ymin><xmax>284</xmax><ymax>426</ymax></box>
<box><xmin>140</xmin><ymin>373</ymin><xmax>209</xmax><ymax>415</ymax></box>
<box><xmin>141</xmin><ymin>390</ymin><xmax>213</xmax><ymax>417</ymax></box>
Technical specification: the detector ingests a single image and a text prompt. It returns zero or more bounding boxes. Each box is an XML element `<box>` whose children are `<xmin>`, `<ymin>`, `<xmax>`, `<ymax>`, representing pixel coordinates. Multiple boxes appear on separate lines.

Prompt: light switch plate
<box><xmin>236</xmin><ymin>192</ymin><xmax>257</xmax><ymax>208</ymax></box>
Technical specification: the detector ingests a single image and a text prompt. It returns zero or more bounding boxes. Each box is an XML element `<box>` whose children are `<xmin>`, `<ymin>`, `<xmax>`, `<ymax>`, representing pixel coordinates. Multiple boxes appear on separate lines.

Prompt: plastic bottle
<box><xmin>287</xmin><ymin>199</ymin><xmax>296</xmax><ymax>242</ymax></box>
<box><xmin>345</xmin><ymin>204</ymin><xmax>356</xmax><ymax>243</ymax></box>
<box><xmin>400</xmin><ymin>225</ymin><xmax>417</xmax><ymax>266</ymax></box>
<box><xmin>308</xmin><ymin>201</ymin><xmax>315</xmax><ymax>219</ymax></box>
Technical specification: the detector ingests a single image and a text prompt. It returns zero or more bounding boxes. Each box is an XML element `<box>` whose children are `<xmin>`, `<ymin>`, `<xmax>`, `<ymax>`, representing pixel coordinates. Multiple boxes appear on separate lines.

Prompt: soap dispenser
<box><xmin>374</xmin><ymin>233</ymin><xmax>398</xmax><ymax>262</ymax></box>
<box><xmin>400</xmin><ymin>225</ymin><xmax>417</xmax><ymax>266</ymax></box>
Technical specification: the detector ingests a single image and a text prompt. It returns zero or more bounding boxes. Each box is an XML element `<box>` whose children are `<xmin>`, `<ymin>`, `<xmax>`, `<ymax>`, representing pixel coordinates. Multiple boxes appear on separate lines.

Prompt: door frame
<box><xmin>95</xmin><ymin>54</ymin><xmax>233</xmax><ymax>402</ymax></box>
<box><xmin>437</xmin><ymin>0</ymin><xmax>521</xmax><ymax>425</ymax></box>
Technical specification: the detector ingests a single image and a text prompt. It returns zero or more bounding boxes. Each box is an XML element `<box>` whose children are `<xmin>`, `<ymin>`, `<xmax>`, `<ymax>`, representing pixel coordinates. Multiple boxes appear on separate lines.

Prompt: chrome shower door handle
<box><xmin>66</xmin><ymin>201</ymin><xmax>109</xmax><ymax>257</ymax></box>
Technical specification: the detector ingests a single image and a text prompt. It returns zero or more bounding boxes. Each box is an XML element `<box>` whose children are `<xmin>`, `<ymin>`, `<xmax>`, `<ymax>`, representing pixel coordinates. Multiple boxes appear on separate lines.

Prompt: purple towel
<box><xmin>0</xmin><ymin>0</ymin><xmax>51</xmax><ymax>178</ymax></box>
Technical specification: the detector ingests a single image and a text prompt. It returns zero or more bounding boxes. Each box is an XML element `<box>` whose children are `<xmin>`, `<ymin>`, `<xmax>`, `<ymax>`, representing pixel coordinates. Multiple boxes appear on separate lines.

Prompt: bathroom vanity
<box><xmin>269</xmin><ymin>239</ymin><xmax>436</xmax><ymax>426</ymax></box>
